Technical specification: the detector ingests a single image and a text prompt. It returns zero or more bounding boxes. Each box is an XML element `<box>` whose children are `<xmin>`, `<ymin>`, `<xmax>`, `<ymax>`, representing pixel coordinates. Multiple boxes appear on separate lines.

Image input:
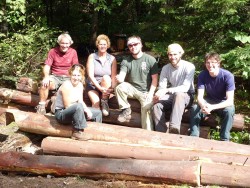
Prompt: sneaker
<box><xmin>118</xmin><ymin>108</ymin><xmax>132</xmax><ymax>122</ymax></box>
<box><xmin>169</xmin><ymin>126</ymin><xmax>180</xmax><ymax>135</ymax></box>
<box><xmin>35</xmin><ymin>104</ymin><xmax>46</xmax><ymax>115</ymax></box>
<box><xmin>101</xmin><ymin>99</ymin><xmax>109</xmax><ymax>116</ymax></box>
<box><xmin>71</xmin><ymin>130</ymin><xmax>91</xmax><ymax>141</ymax></box>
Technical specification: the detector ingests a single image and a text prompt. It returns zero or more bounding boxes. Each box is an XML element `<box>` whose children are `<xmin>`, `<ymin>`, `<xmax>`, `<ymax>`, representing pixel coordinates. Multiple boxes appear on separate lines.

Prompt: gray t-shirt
<box><xmin>158</xmin><ymin>60</ymin><xmax>195</xmax><ymax>94</ymax></box>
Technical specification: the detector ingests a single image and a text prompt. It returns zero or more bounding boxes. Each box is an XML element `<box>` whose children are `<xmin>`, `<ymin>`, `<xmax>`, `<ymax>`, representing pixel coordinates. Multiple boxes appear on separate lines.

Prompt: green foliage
<box><xmin>221</xmin><ymin>39</ymin><xmax>250</xmax><ymax>79</ymax></box>
<box><xmin>234</xmin><ymin>88</ymin><xmax>250</xmax><ymax>114</ymax></box>
<box><xmin>89</xmin><ymin>0</ymin><xmax>123</xmax><ymax>13</ymax></box>
<box><xmin>230</xmin><ymin>131</ymin><xmax>250</xmax><ymax>145</ymax></box>
<box><xmin>0</xmin><ymin>0</ymin><xmax>26</xmax><ymax>30</ymax></box>
<box><xmin>0</xmin><ymin>25</ymin><xmax>59</xmax><ymax>87</ymax></box>
<box><xmin>210</xmin><ymin>128</ymin><xmax>250</xmax><ymax>145</ymax></box>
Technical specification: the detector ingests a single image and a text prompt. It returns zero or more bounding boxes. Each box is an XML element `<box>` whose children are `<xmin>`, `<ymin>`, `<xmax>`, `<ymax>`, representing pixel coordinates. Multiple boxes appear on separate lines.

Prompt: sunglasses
<box><xmin>128</xmin><ymin>43</ymin><xmax>140</xmax><ymax>48</ymax></box>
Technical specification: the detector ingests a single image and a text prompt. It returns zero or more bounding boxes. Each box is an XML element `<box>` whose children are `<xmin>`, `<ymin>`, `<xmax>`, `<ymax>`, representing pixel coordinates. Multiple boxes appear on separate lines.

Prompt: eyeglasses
<box><xmin>128</xmin><ymin>43</ymin><xmax>139</xmax><ymax>48</ymax></box>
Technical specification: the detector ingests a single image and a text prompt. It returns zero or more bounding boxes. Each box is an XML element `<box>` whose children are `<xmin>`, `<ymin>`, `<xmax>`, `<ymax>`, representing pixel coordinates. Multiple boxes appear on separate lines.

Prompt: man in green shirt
<box><xmin>115</xmin><ymin>35</ymin><xmax>159</xmax><ymax>130</ymax></box>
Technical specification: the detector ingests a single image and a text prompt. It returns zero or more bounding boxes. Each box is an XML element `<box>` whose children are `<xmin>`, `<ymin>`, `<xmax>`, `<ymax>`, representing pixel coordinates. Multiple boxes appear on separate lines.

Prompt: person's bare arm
<box><xmin>148</xmin><ymin>73</ymin><xmax>158</xmax><ymax>96</ymax></box>
<box><xmin>205</xmin><ymin>90</ymin><xmax>234</xmax><ymax>114</ymax></box>
<box><xmin>111</xmin><ymin>58</ymin><xmax>118</xmax><ymax>89</ymax></box>
<box><xmin>41</xmin><ymin>65</ymin><xmax>51</xmax><ymax>87</ymax></box>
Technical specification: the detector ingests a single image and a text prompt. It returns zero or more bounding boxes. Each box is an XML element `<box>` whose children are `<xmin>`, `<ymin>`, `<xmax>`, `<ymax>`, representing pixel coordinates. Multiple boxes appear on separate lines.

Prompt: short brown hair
<box><xmin>205</xmin><ymin>52</ymin><xmax>221</xmax><ymax>63</ymax></box>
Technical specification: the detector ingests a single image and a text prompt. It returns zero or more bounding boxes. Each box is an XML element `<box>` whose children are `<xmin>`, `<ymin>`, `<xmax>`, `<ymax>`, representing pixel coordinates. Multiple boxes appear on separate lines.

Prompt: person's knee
<box><xmin>101</xmin><ymin>75</ymin><xmax>111</xmax><ymax>84</ymax></box>
<box><xmin>115</xmin><ymin>82</ymin><xmax>128</xmax><ymax>93</ymax></box>
<box><xmin>190</xmin><ymin>104</ymin><xmax>200</xmax><ymax>114</ymax></box>
<box><xmin>152</xmin><ymin>103</ymin><xmax>161</xmax><ymax>112</ymax></box>
<box><xmin>174</xmin><ymin>92</ymin><xmax>186</xmax><ymax>98</ymax></box>
<box><xmin>223</xmin><ymin>106</ymin><xmax>235</xmax><ymax>116</ymax></box>
<box><xmin>75</xmin><ymin>103</ymin><xmax>84</xmax><ymax>112</ymax></box>
<box><xmin>173</xmin><ymin>92</ymin><xmax>187</xmax><ymax>104</ymax></box>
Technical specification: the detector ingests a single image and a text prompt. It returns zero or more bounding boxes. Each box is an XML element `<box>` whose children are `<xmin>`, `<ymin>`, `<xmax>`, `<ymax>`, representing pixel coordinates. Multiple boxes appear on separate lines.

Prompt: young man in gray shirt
<box><xmin>152</xmin><ymin>43</ymin><xmax>195</xmax><ymax>134</ymax></box>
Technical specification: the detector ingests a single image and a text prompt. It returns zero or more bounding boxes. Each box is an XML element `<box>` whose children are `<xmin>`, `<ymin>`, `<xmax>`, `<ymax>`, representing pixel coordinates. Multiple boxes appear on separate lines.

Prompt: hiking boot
<box><xmin>35</xmin><ymin>104</ymin><xmax>46</xmax><ymax>115</ymax></box>
<box><xmin>101</xmin><ymin>99</ymin><xmax>109</xmax><ymax>116</ymax></box>
<box><xmin>118</xmin><ymin>108</ymin><xmax>132</xmax><ymax>122</ymax></box>
<box><xmin>71</xmin><ymin>130</ymin><xmax>91</xmax><ymax>141</ymax></box>
<box><xmin>169</xmin><ymin>126</ymin><xmax>180</xmax><ymax>135</ymax></box>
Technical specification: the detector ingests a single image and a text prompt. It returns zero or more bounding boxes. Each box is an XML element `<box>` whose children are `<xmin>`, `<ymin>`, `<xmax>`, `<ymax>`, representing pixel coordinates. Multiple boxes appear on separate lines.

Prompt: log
<box><xmin>41</xmin><ymin>136</ymin><xmax>250</xmax><ymax>166</ymax></box>
<box><xmin>6</xmin><ymin>108</ymin><xmax>250</xmax><ymax>156</ymax></box>
<box><xmin>0</xmin><ymin>151</ymin><xmax>201</xmax><ymax>186</ymax></box>
<box><xmin>0</xmin><ymin>108</ymin><xmax>14</xmax><ymax>126</ymax></box>
<box><xmin>201</xmin><ymin>162</ymin><xmax>250</xmax><ymax>187</ymax></box>
<box><xmin>1</xmin><ymin>87</ymin><xmax>245</xmax><ymax>131</ymax></box>
<box><xmin>0</xmin><ymin>102</ymin><xmax>36</xmax><ymax>112</ymax></box>
<box><xmin>16</xmin><ymin>77</ymin><xmax>38</xmax><ymax>94</ymax></box>
<box><xmin>181</xmin><ymin>110</ymin><xmax>245</xmax><ymax>132</ymax></box>
<box><xmin>0</xmin><ymin>131</ymin><xmax>42</xmax><ymax>154</ymax></box>
<box><xmin>0</xmin><ymin>87</ymin><xmax>39</xmax><ymax>106</ymax></box>
<box><xmin>103</xmin><ymin>109</ymin><xmax>210</xmax><ymax>138</ymax></box>
<box><xmin>1</xmin><ymin>104</ymin><xmax>210</xmax><ymax>138</ymax></box>
<box><xmin>85</xmin><ymin>94</ymin><xmax>245</xmax><ymax>131</ymax></box>
<box><xmin>0</xmin><ymin>121</ymin><xmax>43</xmax><ymax>154</ymax></box>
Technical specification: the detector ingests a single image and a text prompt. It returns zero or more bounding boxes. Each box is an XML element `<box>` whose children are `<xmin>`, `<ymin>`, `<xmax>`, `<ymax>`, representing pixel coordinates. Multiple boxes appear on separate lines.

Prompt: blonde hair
<box><xmin>57</xmin><ymin>33</ymin><xmax>73</xmax><ymax>45</ymax></box>
<box><xmin>68</xmin><ymin>64</ymin><xmax>86</xmax><ymax>86</ymax></box>
<box><xmin>167</xmin><ymin>43</ymin><xmax>184</xmax><ymax>56</ymax></box>
<box><xmin>95</xmin><ymin>34</ymin><xmax>111</xmax><ymax>48</ymax></box>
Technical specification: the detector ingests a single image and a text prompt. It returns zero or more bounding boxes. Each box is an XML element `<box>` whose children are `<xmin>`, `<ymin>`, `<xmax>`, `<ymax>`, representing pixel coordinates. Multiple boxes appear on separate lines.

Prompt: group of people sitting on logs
<box><xmin>35</xmin><ymin>33</ymin><xmax>235</xmax><ymax>141</ymax></box>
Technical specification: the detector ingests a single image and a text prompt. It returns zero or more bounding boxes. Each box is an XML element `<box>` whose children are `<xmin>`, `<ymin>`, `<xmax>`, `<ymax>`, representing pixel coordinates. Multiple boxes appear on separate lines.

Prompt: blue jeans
<box><xmin>55</xmin><ymin>103</ymin><xmax>102</xmax><ymax>130</ymax></box>
<box><xmin>189</xmin><ymin>103</ymin><xmax>235</xmax><ymax>141</ymax></box>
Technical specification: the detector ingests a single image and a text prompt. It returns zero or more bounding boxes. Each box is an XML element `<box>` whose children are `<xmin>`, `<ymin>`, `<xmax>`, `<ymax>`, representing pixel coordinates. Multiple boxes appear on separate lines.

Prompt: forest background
<box><xmin>0</xmin><ymin>0</ymin><xmax>249</xmax><ymax>143</ymax></box>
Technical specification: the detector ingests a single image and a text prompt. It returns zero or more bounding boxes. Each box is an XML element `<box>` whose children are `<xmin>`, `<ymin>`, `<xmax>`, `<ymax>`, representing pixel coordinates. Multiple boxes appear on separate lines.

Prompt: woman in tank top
<box><xmin>54</xmin><ymin>64</ymin><xmax>102</xmax><ymax>140</ymax></box>
<box><xmin>86</xmin><ymin>34</ymin><xmax>117</xmax><ymax>116</ymax></box>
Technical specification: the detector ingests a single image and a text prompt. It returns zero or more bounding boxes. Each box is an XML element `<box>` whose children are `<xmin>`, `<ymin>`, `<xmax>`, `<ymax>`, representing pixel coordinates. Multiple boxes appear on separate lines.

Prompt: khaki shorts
<box><xmin>50</xmin><ymin>74</ymin><xmax>70</xmax><ymax>91</ymax></box>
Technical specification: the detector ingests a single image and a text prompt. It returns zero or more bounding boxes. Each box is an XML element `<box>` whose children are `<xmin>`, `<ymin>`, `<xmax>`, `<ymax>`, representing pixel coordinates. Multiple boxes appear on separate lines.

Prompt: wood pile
<box><xmin>0</xmin><ymin>87</ymin><xmax>247</xmax><ymax>134</ymax></box>
<box><xmin>0</xmin><ymin>81</ymin><xmax>249</xmax><ymax>187</ymax></box>
<box><xmin>0</xmin><ymin>108</ymin><xmax>250</xmax><ymax>187</ymax></box>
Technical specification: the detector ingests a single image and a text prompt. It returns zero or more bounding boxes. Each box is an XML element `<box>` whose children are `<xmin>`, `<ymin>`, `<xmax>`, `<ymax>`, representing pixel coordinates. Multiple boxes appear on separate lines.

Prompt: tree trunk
<box><xmin>0</xmin><ymin>151</ymin><xmax>201</xmax><ymax>186</ymax></box>
<box><xmin>101</xmin><ymin>108</ymin><xmax>210</xmax><ymax>138</ymax></box>
<box><xmin>4</xmin><ymin>108</ymin><xmax>250</xmax><ymax>155</ymax></box>
<box><xmin>0</xmin><ymin>88</ymin><xmax>245</xmax><ymax>131</ymax></box>
<box><xmin>41</xmin><ymin>136</ymin><xmax>250</xmax><ymax>166</ymax></box>
<box><xmin>0</xmin><ymin>88</ymin><xmax>39</xmax><ymax>106</ymax></box>
<box><xmin>0</xmin><ymin>2</ymin><xmax>8</xmax><ymax>34</ymax></box>
<box><xmin>201</xmin><ymin>162</ymin><xmax>250</xmax><ymax>187</ymax></box>
<box><xmin>89</xmin><ymin>7</ymin><xmax>98</xmax><ymax>46</ymax></box>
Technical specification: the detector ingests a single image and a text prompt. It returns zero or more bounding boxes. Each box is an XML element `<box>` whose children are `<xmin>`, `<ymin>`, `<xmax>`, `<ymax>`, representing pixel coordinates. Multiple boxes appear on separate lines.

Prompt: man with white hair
<box><xmin>152</xmin><ymin>43</ymin><xmax>195</xmax><ymax>134</ymax></box>
<box><xmin>36</xmin><ymin>33</ymin><xmax>79</xmax><ymax>115</ymax></box>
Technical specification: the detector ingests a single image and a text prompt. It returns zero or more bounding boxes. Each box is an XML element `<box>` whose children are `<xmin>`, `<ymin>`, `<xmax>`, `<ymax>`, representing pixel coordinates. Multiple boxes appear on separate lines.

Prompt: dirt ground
<box><xmin>0</xmin><ymin>172</ymin><xmax>179</xmax><ymax>188</ymax></box>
